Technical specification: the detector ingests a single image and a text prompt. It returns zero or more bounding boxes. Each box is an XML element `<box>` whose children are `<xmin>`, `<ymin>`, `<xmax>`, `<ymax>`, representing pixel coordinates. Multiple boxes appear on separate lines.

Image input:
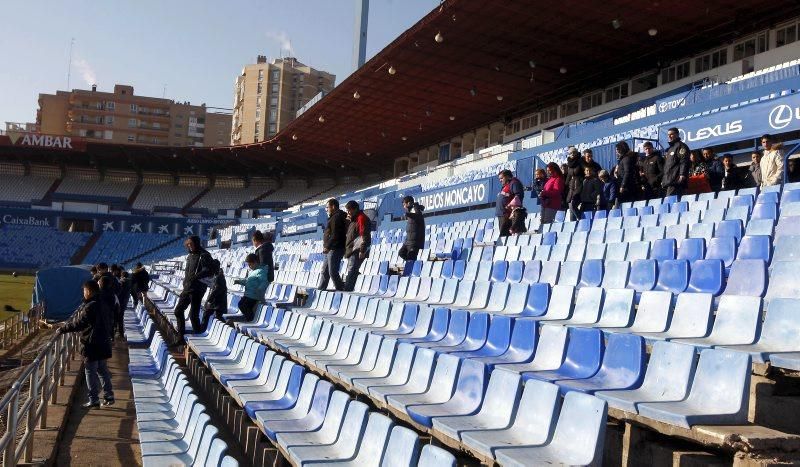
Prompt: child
<box><xmin>599</xmin><ymin>170</ymin><xmax>617</xmax><ymax>210</ymax></box>
<box><xmin>509</xmin><ymin>206</ymin><xmax>528</xmax><ymax>235</ymax></box>
<box><xmin>579</xmin><ymin>167</ymin><xmax>603</xmax><ymax>214</ymax></box>
<box><xmin>232</xmin><ymin>254</ymin><xmax>267</xmax><ymax>323</ymax></box>
<box><xmin>532</xmin><ymin>168</ymin><xmax>547</xmax><ymax>198</ymax></box>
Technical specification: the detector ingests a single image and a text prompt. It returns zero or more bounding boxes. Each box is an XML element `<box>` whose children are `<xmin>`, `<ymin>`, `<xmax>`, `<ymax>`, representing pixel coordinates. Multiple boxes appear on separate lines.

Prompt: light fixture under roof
<box><xmin>366</xmin><ymin>152</ymin><xmax>371</xmax><ymax>156</ymax></box>
<box><xmin>528</xmin><ymin>60</ymin><xmax>536</xmax><ymax>68</ymax></box>
<box><xmin>318</xmin><ymin>115</ymin><xmax>325</xmax><ymax>123</ymax></box>
<box><xmin>276</xmin><ymin>145</ymin><xmax>281</xmax><ymax>151</ymax></box>
<box><xmin>496</xmin><ymin>95</ymin><xmax>503</xmax><ymax>101</ymax></box>
<box><xmin>611</xmin><ymin>19</ymin><xmax>621</xmax><ymax>29</ymax></box>
<box><xmin>434</xmin><ymin>32</ymin><xmax>443</xmax><ymax>43</ymax></box>
<box><xmin>469</xmin><ymin>87</ymin><xmax>476</xmax><ymax>97</ymax></box>
<box><xmin>560</xmin><ymin>67</ymin><xmax>568</xmax><ymax>74</ymax></box>
<box><xmin>648</xmin><ymin>28</ymin><xmax>658</xmax><ymax>36</ymax></box>
<box><xmin>401</xmin><ymin>136</ymin><xmax>407</xmax><ymax>141</ymax></box>
<box><xmin>449</xmin><ymin>115</ymin><xmax>455</xmax><ymax>121</ymax></box>
<box><xmin>291</xmin><ymin>134</ymin><xmax>297</xmax><ymax>140</ymax></box>
<box><xmin>353</xmin><ymin>91</ymin><xmax>360</xmax><ymax>99</ymax></box>
<box><xmin>388</xmin><ymin>66</ymin><xmax>396</xmax><ymax>75</ymax></box>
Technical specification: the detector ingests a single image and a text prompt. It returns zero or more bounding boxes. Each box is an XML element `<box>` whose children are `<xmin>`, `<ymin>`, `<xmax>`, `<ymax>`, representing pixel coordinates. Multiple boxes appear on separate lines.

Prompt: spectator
<box><xmin>252</xmin><ymin>230</ymin><xmax>275</xmax><ymax>284</ymax></box>
<box><xmin>509</xmin><ymin>207</ymin><xmax>528</xmax><ymax>235</ymax></box>
<box><xmin>640</xmin><ymin>142</ymin><xmax>664</xmax><ymax>199</ymax></box>
<box><xmin>690</xmin><ymin>150</ymin><xmax>707</xmax><ymax>176</ymax></box>
<box><xmin>232</xmin><ymin>253</ymin><xmax>267</xmax><ymax>323</ymax></box>
<box><xmin>747</xmin><ymin>152</ymin><xmax>763</xmax><ymax>187</ymax></box>
<box><xmin>344</xmin><ymin>200</ymin><xmax>371</xmax><ymax>292</ymax></box>
<box><xmin>720</xmin><ymin>154</ymin><xmax>746</xmax><ymax>192</ymax></box>
<box><xmin>57</xmin><ymin>280</ymin><xmax>114</xmax><ymax>408</ymax></box>
<box><xmin>130</xmin><ymin>262</ymin><xmax>150</xmax><ymax>308</ymax></box>
<box><xmin>532</xmin><ymin>169</ymin><xmax>547</xmax><ymax>198</ymax></box>
<box><xmin>202</xmin><ymin>259</ymin><xmax>227</xmax><ymax>330</ymax></box>
<box><xmin>173</xmin><ymin>235</ymin><xmax>215</xmax><ymax>346</ymax></box>
<box><xmin>616</xmin><ymin>141</ymin><xmax>641</xmax><ymax>203</ymax></box>
<box><xmin>95</xmin><ymin>263</ymin><xmax>120</xmax><ymax>339</ymax></box>
<box><xmin>703</xmin><ymin>148</ymin><xmax>724</xmax><ymax>192</ymax></box>
<box><xmin>496</xmin><ymin>169</ymin><xmax>524</xmax><ymax>237</ymax></box>
<box><xmin>759</xmin><ymin>134</ymin><xmax>784</xmax><ymax>187</ymax></box>
<box><xmin>579</xmin><ymin>166</ymin><xmax>603</xmax><ymax>214</ymax></box>
<box><xmin>399</xmin><ymin>196</ymin><xmax>425</xmax><ymax>261</ymax></box>
<box><xmin>115</xmin><ymin>271</ymin><xmax>131</xmax><ymax>339</ymax></box>
<box><xmin>582</xmin><ymin>149</ymin><xmax>602</xmax><ymax>174</ymax></box>
<box><xmin>538</xmin><ymin>163</ymin><xmax>564</xmax><ymax>230</ymax></box>
<box><xmin>661</xmin><ymin>127</ymin><xmax>690</xmax><ymax>197</ymax></box>
<box><xmin>90</xmin><ymin>266</ymin><xmax>98</xmax><ymax>278</ymax></box>
<box><xmin>565</xmin><ymin>148</ymin><xmax>585</xmax><ymax>221</ymax></box>
<box><xmin>318</xmin><ymin>198</ymin><xmax>347</xmax><ymax>291</ymax></box>
<box><xmin>599</xmin><ymin>170</ymin><xmax>617</xmax><ymax>210</ymax></box>
<box><xmin>688</xmin><ymin>150</ymin><xmax>712</xmax><ymax>194</ymax></box>
<box><xmin>788</xmin><ymin>158</ymin><xmax>800</xmax><ymax>183</ymax></box>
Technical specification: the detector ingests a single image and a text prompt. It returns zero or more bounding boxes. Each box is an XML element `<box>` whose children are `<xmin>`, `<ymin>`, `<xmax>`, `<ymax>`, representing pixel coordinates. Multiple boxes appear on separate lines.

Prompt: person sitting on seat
<box><xmin>232</xmin><ymin>254</ymin><xmax>267</xmax><ymax>323</ymax></box>
<box><xmin>509</xmin><ymin>206</ymin><xmax>528</xmax><ymax>235</ymax></box>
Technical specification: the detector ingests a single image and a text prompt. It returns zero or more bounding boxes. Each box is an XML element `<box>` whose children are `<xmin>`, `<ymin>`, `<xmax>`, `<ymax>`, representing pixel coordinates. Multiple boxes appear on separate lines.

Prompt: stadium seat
<box><xmin>736</xmin><ymin>235</ymin><xmax>771</xmax><ymax>262</ymax></box>
<box><xmin>672</xmin><ymin>295</ymin><xmax>761</xmax><ymax>348</ymax></box>
<box><xmin>418</xmin><ymin>445</ymin><xmax>456</xmax><ymax>467</ymax></box>
<box><xmin>721</xmin><ymin>298</ymin><xmax>800</xmax><ymax>363</ymax></box>
<box><xmin>636</xmin><ymin>349</ymin><xmax>750</xmax><ymax>428</ymax></box>
<box><xmin>555</xmin><ymin>332</ymin><xmax>645</xmax><ymax>395</ymax></box>
<box><xmin>677</xmin><ymin>238</ymin><xmax>705</xmax><ymax>262</ymax></box>
<box><xmin>616</xmin><ymin>290</ymin><xmax>672</xmax><ymax>333</ymax></box>
<box><xmin>579</xmin><ymin>259</ymin><xmax>604</xmax><ymax>287</ymax></box>
<box><xmin>765</xmin><ymin>261</ymin><xmax>800</xmax><ymax>302</ymax></box>
<box><xmin>628</xmin><ymin>259</ymin><xmax>657</xmax><ymax>293</ymax></box>
<box><xmin>706</xmin><ymin>236</ymin><xmax>736</xmax><ymax>269</ymax></box>
<box><xmin>591</xmin><ymin>288</ymin><xmax>635</xmax><ymax>328</ymax></box>
<box><xmin>546</xmin><ymin>287</ymin><xmax>603</xmax><ymax>326</ymax></box>
<box><xmin>686</xmin><ymin>259</ymin><xmax>724</xmax><ymax>295</ymax></box>
<box><xmin>521</xmin><ymin>327</ymin><xmax>602</xmax><ymax>383</ymax></box>
<box><xmin>654</xmin><ymin>259</ymin><xmax>689</xmax><ymax>294</ymax></box>
<box><xmin>596</xmin><ymin>341</ymin><xmax>697</xmax><ymax>413</ymax></box>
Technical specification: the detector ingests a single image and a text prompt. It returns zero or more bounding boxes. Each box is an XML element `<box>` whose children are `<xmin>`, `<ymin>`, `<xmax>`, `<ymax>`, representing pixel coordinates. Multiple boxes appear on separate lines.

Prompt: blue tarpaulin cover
<box><xmin>33</xmin><ymin>265</ymin><xmax>93</xmax><ymax>321</ymax></box>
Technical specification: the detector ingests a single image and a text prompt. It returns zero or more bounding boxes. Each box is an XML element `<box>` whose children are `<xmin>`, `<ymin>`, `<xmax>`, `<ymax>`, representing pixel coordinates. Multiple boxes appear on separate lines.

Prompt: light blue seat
<box><xmin>254</xmin><ymin>377</ymin><xmax>332</xmax><ymax>436</ymax></box>
<box><xmin>672</xmin><ymin>295</ymin><xmax>762</xmax><ymax>348</ymax></box>
<box><xmin>521</xmin><ymin>260</ymin><xmax>541</xmax><ymax>284</ymax></box>
<box><xmin>352</xmin><ymin>343</ymin><xmax>416</xmax><ymax>396</ymax></box>
<box><xmin>765</xmin><ymin>261</ymin><xmax>800</xmax><ymax>302</ymax></box>
<box><xmin>494</xmin><ymin>391</ymin><xmax>607</xmax><ymax>467</ymax></box>
<box><xmin>589</xmin><ymin>288</ymin><xmax>634</xmax><ymax>328</ymax></box>
<box><xmin>686</xmin><ymin>259</ymin><xmax>724</xmax><ymax>295</ymax></box>
<box><xmin>555</xmin><ymin>333</ymin><xmax>645</xmax><ymax>395</ymax></box>
<box><xmin>428</xmin><ymin>312</ymin><xmax>488</xmax><ymax>353</ymax></box>
<box><xmin>405</xmin><ymin>359</ymin><xmax>488</xmax><ymax>428</ymax></box>
<box><xmin>369</xmin><ymin>348</ymin><xmax>437</xmax><ymax>403</ymax></box>
<box><xmin>557</xmin><ymin>261</ymin><xmax>582</xmax><ymax>286</ymax></box>
<box><xmin>628</xmin><ymin>259</ymin><xmax>657</xmax><ymax>293</ymax></box>
<box><xmin>613</xmin><ymin>290</ymin><xmax>672</xmax><ymax>333</ymax></box>
<box><xmin>626</xmin><ymin>241</ymin><xmax>650</xmax><ymax>261</ymax></box>
<box><xmin>416</xmin><ymin>310</ymin><xmax>468</xmax><ymax>349</ymax></box>
<box><xmin>736</xmin><ymin>235</ymin><xmax>771</xmax><ymax>262</ymax></box>
<box><xmin>385</xmin><ymin>353</ymin><xmax>461</xmax><ymax>414</ymax></box>
<box><xmin>461</xmin><ymin>379</ymin><xmax>561</xmax><ymax>461</ymax></box>
<box><xmin>654</xmin><ymin>259</ymin><xmax>688</xmax><ymax>294</ymax></box>
<box><xmin>495</xmin><ymin>324</ymin><xmax>567</xmax><ymax>375</ymax></box>
<box><xmin>452</xmin><ymin>315</ymin><xmax>512</xmax><ymax>359</ymax></box>
<box><xmin>579</xmin><ymin>259</ymin><xmax>604</xmax><ymax>287</ymax></box>
<box><xmin>522</xmin><ymin>327</ymin><xmax>602</xmax><ymax>383</ymax></box>
<box><xmin>530</xmin><ymin>285</ymin><xmax>574</xmax><ymax>321</ymax></box>
<box><xmin>417</xmin><ymin>445</ymin><xmax>456</xmax><ymax>467</ymax></box>
<box><xmin>277</xmin><ymin>399</ymin><xmax>368</xmax><ymax>451</ymax></box>
<box><xmin>471</xmin><ymin>319</ymin><xmax>537</xmax><ymax>367</ymax></box>
<box><xmin>431</xmin><ymin>370</ymin><xmax>522</xmax><ymax>442</ymax></box>
<box><xmin>597</xmin><ymin>341</ymin><xmax>697</xmax><ymax>413</ymax></box>
<box><xmin>773</xmin><ymin>235</ymin><xmax>800</xmax><ymax>261</ymax></box>
<box><xmin>378</xmin><ymin>426</ymin><xmax>420</xmax><ymax>467</ymax></box>
<box><xmin>601</xmin><ymin>261</ymin><xmax>630</xmax><ymax>289</ymax></box>
<box><xmin>637</xmin><ymin>293</ymin><xmax>712</xmax><ymax>342</ymax></box>
<box><xmin>397</xmin><ymin>307</ymin><xmax>448</xmax><ymax>345</ymax></box>
<box><xmin>722</xmin><ymin>298</ymin><xmax>800</xmax><ymax>363</ymax></box>
<box><xmin>723</xmin><ymin>259</ymin><xmax>767</xmax><ymax>297</ymax></box>
<box><xmin>637</xmin><ymin>349</ymin><xmax>751</xmax><ymax>428</ymax></box>
<box><xmin>605</xmin><ymin>242</ymin><xmax>628</xmax><ymax>261</ymax></box>
<box><xmin>706</xmin><ymin>237</ymin><xmax>736</xmax><ymax>270</ymax></box>
<box><xmin>538</xmin><ymin>260</ymin><xmax>560</xmax><ymax>284</ymax></box>
<box><xmin>286</xmin><ymin>406</ymin><xmax>378</xmax><ymax>466</ymax></box>
<box><xmin>677</xmin><ymin>238</ymin><xmax>705</xmax><ymax>262</ymax></box>
<box><xmin>545</xmin><ymin>287</ymin><xmax>603</xmax><ymax>326</ymax></box>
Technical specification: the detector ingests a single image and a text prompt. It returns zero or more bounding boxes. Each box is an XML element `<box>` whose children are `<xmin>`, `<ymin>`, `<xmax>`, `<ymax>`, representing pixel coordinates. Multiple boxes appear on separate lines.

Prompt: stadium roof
<box><xmin>3</xmin><ymin>0</ymin><xmax>797</xmax><ymax>178</ymax></box>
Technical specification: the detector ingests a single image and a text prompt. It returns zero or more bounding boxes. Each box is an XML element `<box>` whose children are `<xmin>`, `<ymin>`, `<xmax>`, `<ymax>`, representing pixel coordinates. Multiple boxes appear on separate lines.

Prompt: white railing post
<box><xmin>4</xmin><ymin>387</ymin><xmax>19</xmax><ymax>467</ymax></box>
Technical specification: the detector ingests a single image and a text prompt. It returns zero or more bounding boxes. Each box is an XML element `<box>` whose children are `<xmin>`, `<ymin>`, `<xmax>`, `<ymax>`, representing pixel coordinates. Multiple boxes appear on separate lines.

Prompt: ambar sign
<box><xmin>3</xmin><ymin>131</ymin><xmax>85</xmax><ymax>150</ymax></box>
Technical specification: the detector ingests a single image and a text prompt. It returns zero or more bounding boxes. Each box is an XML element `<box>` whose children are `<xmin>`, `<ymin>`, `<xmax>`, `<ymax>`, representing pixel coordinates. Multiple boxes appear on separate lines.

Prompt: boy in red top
<box><xmin>344</xmin><ymin>200</ymin><xmax>372</xmax><ymax>291</ymax></box>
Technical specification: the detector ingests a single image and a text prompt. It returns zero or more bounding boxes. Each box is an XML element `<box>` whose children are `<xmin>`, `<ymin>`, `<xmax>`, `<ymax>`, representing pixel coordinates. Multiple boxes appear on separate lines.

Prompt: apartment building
<box><xmin>231</xmin><ymin>56</ymin><xmax>335</xmax><ymax>145</ymax></box>
<box><xmin>37</xmin><ymin>84</ymin><xmax>232</xmax><ymax>147</ymax></box>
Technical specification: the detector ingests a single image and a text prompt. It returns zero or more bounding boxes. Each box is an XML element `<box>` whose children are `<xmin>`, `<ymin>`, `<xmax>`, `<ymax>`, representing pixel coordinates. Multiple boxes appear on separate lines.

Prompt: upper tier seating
<box><xmin>0</xmin><ymin>175</ymin><xmax>56</xmax><ymax>204</ymax></box>
<box><xmin>56</xmin><ymin>177</ymin><xmax>137</xmax><ymax>199</ymax></box>
<box><xmin>133</xmin><ymin>184</ymin><xmax>205</xmax><ymax>211</ymax></box>
<box><xmin>193</xmin><ymin>180</ymin><xmax>277</xmax><ymax>211</ymax></box>
<box><xmin>0</xmin><ymin>225</ymin><xmax>90</xmax><ymax>269</ymax></box>
<box><xmin>84</xmin><ymin>232</ymin><xmax>180</xmax><ymax>266</ymax></box>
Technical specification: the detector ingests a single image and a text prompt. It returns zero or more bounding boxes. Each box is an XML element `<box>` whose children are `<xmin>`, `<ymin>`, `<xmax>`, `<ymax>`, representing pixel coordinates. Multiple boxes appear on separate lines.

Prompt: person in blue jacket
<box><xmin>232</xmin><ymin>253</ymin><xmax>267</xmax><ymax>323</ymax></box>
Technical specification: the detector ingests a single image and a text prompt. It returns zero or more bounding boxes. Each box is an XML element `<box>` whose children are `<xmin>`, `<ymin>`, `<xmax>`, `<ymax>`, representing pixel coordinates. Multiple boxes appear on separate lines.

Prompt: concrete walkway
<box><xmin>55</xmin><ymin>340</ymin><xmax>141</xmax><ymax>466</ymax></box>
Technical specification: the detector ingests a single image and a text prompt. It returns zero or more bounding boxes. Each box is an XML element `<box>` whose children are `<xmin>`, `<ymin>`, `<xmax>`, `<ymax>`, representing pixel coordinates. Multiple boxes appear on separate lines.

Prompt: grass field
<box><xmin>0</xmin><ymin>274</ymin><xmax>35</xmax><ymax>321</ymax></box>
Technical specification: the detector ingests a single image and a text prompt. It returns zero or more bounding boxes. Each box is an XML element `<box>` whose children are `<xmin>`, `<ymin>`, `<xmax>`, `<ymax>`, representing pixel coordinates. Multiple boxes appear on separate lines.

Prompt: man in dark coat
<box><xmin>399</xmin><ymin>195</ymin><xmax>425</xmax><ymax>261</ymax></box>
<box><xmin>616</xmin><ymin>141</ymin><xmax>641</xmax><ymax>203</ymax></box>
<box><xmin>703</xmin><ymin>148</ymin><xmax>725</xmax><ymax>192</ymax></box>
<box><xmin>639</xmin><ymin>142</ymin><xmax>664</xmax><ymax>199</ymax></box>
<box><xmin>720</xmin><ymin>154</ymin><xmax>747</xmax><ymax>191</ymax></box>
<box><xmin>565</xmin><ymin>148</ymin><xmax>585</xmax><ymax>221</ymax></box>
<box><xmin>252</xmin><ymin>230</ymin><xmax>275</xmax><ymax>284</ymax></box>
<box><xmin>202</xmin><ymin>259</ymin><xmax>227</xmax><ymax>331</ymax></box>
<box><xmin>57</xmin><ymin>280</ymin><xmax>114</xmax><ymax>408</ymax></box>
<box><xmin>318</xmin><ymin>199</ymin><xmax>348</xmax><ymax>291</ymax></box>
<box><xmin>173</xmin><ymin>235</ymin><xmax>215</xmax><ymax>345</ymax></box>
<box><xmin>130</xmin><ymin>262</ymin><xmax>151</xmax><ymax>308</ymax></box>
<box><xmin>661</xmin><ymin>127</ymin><xmax>691</xmax><ymax>197</ymax></box>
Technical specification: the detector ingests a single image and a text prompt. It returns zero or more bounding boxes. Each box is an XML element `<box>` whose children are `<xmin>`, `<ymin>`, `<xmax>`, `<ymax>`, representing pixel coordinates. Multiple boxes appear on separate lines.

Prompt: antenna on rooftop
<box><xmin>353</xmin><ymin>0</ymin><xmax>369</xmax><ymax>71</ymax></box>
<box><xmin>66</xmin><ymin>37</ymin><xmax>75</xmax><ymax>89</ymax></box>
<box><xmin>162</xmin><ymin>84</ymin><xmax>167</xmax><ymax>98</ymax></box>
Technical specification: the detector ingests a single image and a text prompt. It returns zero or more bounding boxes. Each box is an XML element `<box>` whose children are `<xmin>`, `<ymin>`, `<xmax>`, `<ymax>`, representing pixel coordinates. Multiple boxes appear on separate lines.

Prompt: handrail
<box><xmin>0</xmin><ymin>330</ymin><xmax>78</xmax><ymax>466</ymax></box>
<box><xmin>0</xmin><ymin>304</ymin><xmax>44</xmax><ymax>351</ymax></box>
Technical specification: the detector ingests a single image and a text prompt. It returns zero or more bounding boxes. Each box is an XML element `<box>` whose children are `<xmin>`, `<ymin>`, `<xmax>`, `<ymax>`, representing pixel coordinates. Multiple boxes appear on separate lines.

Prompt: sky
<box><xmin>0</xmin><ymin>0</ymin><xmax>439</xmax><ymax>124</ymax></box>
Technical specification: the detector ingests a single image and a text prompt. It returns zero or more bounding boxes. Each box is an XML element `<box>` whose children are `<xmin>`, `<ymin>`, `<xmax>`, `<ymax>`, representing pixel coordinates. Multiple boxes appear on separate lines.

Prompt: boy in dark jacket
<box><xmin>599</xmin><ymin>170</ymin><xmax>617</xmax><ymax>210</ymax></box>
<box><xmin>130</xmin><ymin>262</ymin><xmax>151</xmax><ymax>308</ymax></box>
<box><xmin>57</xmin><ymin>280</ymin><xmax>114</xmax><ymax>408</ymax></box>
<box><xmin>202</xmin><ymin>260</ymin><xmax>227</xmax><ymax>331</ymax></box>
<box><xmin>399</xmin><ymin>196</ymin><xmax>425</xmax><ymax>261</ymax></box>
<box><xmin>579</xmin><ymin>167</ymin><xmax>604</xmax><ymax>214</ymax></box>
<box><xmin>318</xmin><ymin>199</ymin><xmax>348</xmax><ymax>291</ymax></box>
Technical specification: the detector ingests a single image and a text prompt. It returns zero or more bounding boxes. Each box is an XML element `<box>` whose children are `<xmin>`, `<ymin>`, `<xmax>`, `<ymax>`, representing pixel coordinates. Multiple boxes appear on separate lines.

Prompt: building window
<box><xmin>522</xmin><ymin>114</ymin><xmax>538</xmax><ymax>130</ymax></box>
<box><xmin>127</xmin><ymin>134</ymin><xmax>134</xmax><ymax>142</ymax></box>
<box><xmin>540</xmin><ymin>107</ymin><xmax>558</xmax><ymax>124</ymax></box>
<box><xmin>257</xmin><ymin>83</ymin><xmax>263</xmax><ymax>94</ymax></box>
<box><xmin>130</xmin><ymin>104</ymin><xmax>138</xmax><ymax>113</ymax></box>
<box><xmin>271</xmin><ymin>84</ymin><xmax>279</xmax><ymax>93</ymax></box>
<box><xmin>631</xmin><ymin>72</ymin><xmax>659</xmax><ymax>95</ymax></box>
<box><xmin>776</xmin><ymin>22</ymin><xmax>798</xmax><ymax>48</ymax></box>
<box><xmin>269</xmin><ymin>109</ymin><xmax>277</xmax><ymax>120</ymax></box>
<box><xmin>271</xmin><ymin>70</ymin><xmax>279</xmax><ymax>80</ymax></box>
<box><xmin>270</xmin><ymin>97</ymin><xmax>278</xmax><ymax>106</ymax></box>
<box><xmin>152</xmin><ymin>137</ymin><xmax>158</xmax><ymax>144</ymax></box>
<box><xmin>560</xmin><ymin>100</ymin><xmax>579</xmax><ymax>117</ymax></box>
<box><xmin>258</xmin><ymin>69</ymin><xmax>264</xmax><ymax>81</ymax></box>
<box><xmin>153</xmin><ymin>122</ymin><xmax>160</xmax><ymax>129</ymax></box>
<box><xmin>256</xmin><ymin>96</ymin><xmax>261</xmax><ymax>107</ymax></box>
<box><xmin>580</xmin><ymin>92</ymin><xmax>603</xmax><ymax>111</ymax></box>
<box><xmin>605</xmin><ymin>82</ymin><xmax>629</xmax><ymax>103</ymax></box>
<box><xmin>661</xmin><ymin>61</ymin><xmax>690</xmax><ymax>84</ymax></box>
<box><xmin>733</xmin><ymin>33</ymin><xmax>768</xmax><ymax>61</ymax></box>
<box><xmin>106</xmin><ymin>101</ymin><xmax>115</xmax><ymax>110</ymax></box>
<box><xmin>695</xmin><ymin>49</ymin><xmax>727</xmax><ymax>73</ymax></box>
<box><xmin>79</xmin><ymin>129</ymin><xmax>87</xmax><ymax>137</ymax></box>
<box><xmin>104</xmin><ymin>130</ymin><xmax>113</xmax><ymax>140</ymax></box>
<box><xmin>105</xmin><ymin>116</ymin><xmax>114</xmax><ymax>125</ymax></box>
<box><xmin>128</xmin><ymin>118</ymin><xmax>137</xmax><ymax>127</ymax></box>
<box><xmin>269</xmin><ymin>123</ymin><xmax>277</xmax><ymax>133</ymax></box>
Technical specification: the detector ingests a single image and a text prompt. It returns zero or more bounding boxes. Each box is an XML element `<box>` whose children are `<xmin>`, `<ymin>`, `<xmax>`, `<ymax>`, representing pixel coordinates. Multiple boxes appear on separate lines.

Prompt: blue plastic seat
<box><xmin>507</xmin><ymin>261</ymin><xmax>524</xmax><ymax>283</ymax></box>
<box><xmin>736</xmin><ymin>235</ymin><xmax>771</xmax><ymax>262</ymax></box>
<box><xmin>686</xmin><ymin>259</ymin><xmax>724</xmax><ymax>295</ymax></box>
<box><xmin>472</xmin><ymin>319</ymin><xmax>537</xmax><ymax>368</ymax></box>
<box><xmin>490</xmin><ymin>261</ymin><xmax>508</xmax><ymax>282</ymax></box>
<box><xmin>555</xmin><ymin>333</ymin><xmax>645</xmax><ymax>395</ymax></box>
<box><xmin>601</xmin><ymin>261</ymin><xmax>630</xmax><ymax>289</ymax></box>
<box><xmin>654</xmin><ymin>259</ymin><xmax>688</xmax><ymax>294</ymax></box>
<box><xmin>493</xmin><ymin>391</ymin><xmax>607</xmax><ymax>467</ymax></box>
<box><xmin>677</xmin><ymin>238</ymin><xmax>705</xmax><ymax>263</ymax></box>
<box><xmin>417</xmin><ymin>310</ymin><xmax>468</xmax><ymax>349</ymax></box>
<box><xmin>650</xmin><ymin>238</ymin><xmax>677</xmax><ymax>261</ymax></box>
<box><xmin>636</xmin><ymin>349</ymin><xmax>751</xmax><ymax>428</ymax></box>
<box><xmin>637</xmin><ymin>293</ymin><xmax>713</xmax><ymax>342</ymax></box>
<box><xmin>722</xmin><ymin>298</ymin><xmax>800</xmax><ymax>363</ymax></box>
<box><xmin>538</xmin><ymin>261</ymin><xmax>560</xmax><ymax>285</ymax></box>
<box><xmin>418</xmin><ymin>444</ymin><xmax>457</xmax><ymax>467</ymax></box>
<box><xmin>579</xmin><ymin>259</ymin><xmax>603</xmax><ymax>288</ymax></box>
<box><xmin>773</xmin><ymin>234</ymin><xmax>800</xmax><ymax>261</ymax></box>
<box><xmin>751</xmin><ymin>202</ymin><xmax>777</xmax><ymax>220</ymax></box>
<box><xmin>628</xmin><ymin>259</ymin><xmax>657</xmax><ymax>293</ymax></box>
<box><xmin>615</xmin><ymin>290</ymin><xmax>672</xmax><ymax>333</ymax></box>
<box><xmin>723</xmin><ymin>259</ymin><xmax>766</xmax><ymax>297</ymax></box>
<box><xmin>545</xmin><ymin>287</ymin><xmax>603</xmax><ymax>326</ymax></box>
<box><xmin>716</xmin><ymin>219</ymin><xmax>743</xmax><ymax>242</ymax></box>
<box><xmin>672</xmin><ymin>295</ymin><xmax>762</xmax><ymax>348</ymax></box>
<box><xmin>706</xmin><ymin>237</ymin><xmax>736</xmax><ymax>269</ymax></box>
<box><xmin>405</xmin><ymin>359</ymin><xmax>488</xmax><ymax>427</ymax></box>
<box><xmin>522</xmin><ymin>327</ymin><xmax>602</xmax><ymax>383</ymax></box>
<box><xmin>596</xmin><ymin>341</ymin><xmax>697</xmax><ymax>413</ymax></box>
<box><xmin>521</xmin><ymin>260</ymin><xmax>542</xmax><ymax>284</ymax></box>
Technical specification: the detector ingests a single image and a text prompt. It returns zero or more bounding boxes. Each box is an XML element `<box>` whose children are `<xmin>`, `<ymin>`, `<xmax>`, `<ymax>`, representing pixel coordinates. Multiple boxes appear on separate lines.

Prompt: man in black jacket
<box><xmin>639</xmin><ymin>142</ymin><xmax>664</xmax><ymax>199</ymax></box>
<box><xmin>661</xmin><ymin>127</ymin><xmax>691</xmax><ymax>197</ymax></box>
<box><xmin>57</xmin><ymin>280</ymin><xmax>114</xmax><ymax>408</ymax></box>
<box><xmin>202</xmin><ymin>259</ymin><xmax>227</xmax><ymax>331</ymax></box>
<box><xmin>318</xmin><ymin>199</ymin><xmax>347</xmax><ymax>291</ymax></box>
<box><xmin>720</xmin><ymin>154</ymin><xmax>746</xmax><ymax>191</ymax></box>
<box><xmin>130</xmin><ymin>262</ymin><xmax>150</xmax><ymax>308</ymax></box>
<box><xmin>399</xmin><ymin>195</ymin><xmax>425</xmax><ymax>261</ymax></box>
<box><xmin>252</xmin><ymin>230</ymin><xmax>275</xmax><ymax>283</ymax></box>
<box><xmin>616</xmin><ymin>141</ymin><xmax>641</xmax><ymax>203</ymax></box>
<box><xmin>173</xmin><ymin>235</ymin><xmax>215</xmax><ymax>345</ymax></box>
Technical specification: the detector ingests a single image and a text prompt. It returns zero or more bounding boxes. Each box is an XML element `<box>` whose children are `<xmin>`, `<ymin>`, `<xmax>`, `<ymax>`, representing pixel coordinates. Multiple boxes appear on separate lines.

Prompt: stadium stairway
<box><xmin>40</xmin><ymin>178</ymin><xmax>62</xmax><ymax>204</ymax></box>
<box><xmin>182</xmin><ymin>187</ymin><xmax>212</xmax><ymax>215</ymax></box>
<box><xmin>127</xmin><ymin>183</ymin><xmax>144</xmax><ymax>207</ymax></box>
<box><xmin>70</xmin><ymin>232</ymin><xmax>102</xmax><ymax>264</ymax></box>
<box><xmin>124</xmin><ymin>237</ymin><xmax>185</xmax><ymax>267</ymax></box>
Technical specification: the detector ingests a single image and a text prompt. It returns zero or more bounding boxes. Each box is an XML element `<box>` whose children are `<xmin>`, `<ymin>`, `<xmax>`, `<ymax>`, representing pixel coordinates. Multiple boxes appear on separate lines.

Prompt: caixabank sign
<box><xmin>659</xmin><ymin>93</ymin><xmax>800</xmax><ymax>147</ymax></box>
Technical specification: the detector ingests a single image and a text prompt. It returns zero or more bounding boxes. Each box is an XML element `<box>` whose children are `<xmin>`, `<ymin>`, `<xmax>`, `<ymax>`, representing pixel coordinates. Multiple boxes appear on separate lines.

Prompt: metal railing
<box><xmin>0</xmin><ymin>331</ymin><xmax>78</xmax><ymax>466</ymax></box>
<box><xmin>0</xmin><ymin>305</ymin><xmax>44</xmax><ymax>351</ymax></box>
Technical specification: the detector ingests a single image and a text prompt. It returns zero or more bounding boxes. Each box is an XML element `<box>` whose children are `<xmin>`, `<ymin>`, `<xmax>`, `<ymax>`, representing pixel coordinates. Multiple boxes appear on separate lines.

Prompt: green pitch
<box><xmin>0</xmin><ymin>273</ymin><xmax>35</xmax><ymax>321</ymax></box>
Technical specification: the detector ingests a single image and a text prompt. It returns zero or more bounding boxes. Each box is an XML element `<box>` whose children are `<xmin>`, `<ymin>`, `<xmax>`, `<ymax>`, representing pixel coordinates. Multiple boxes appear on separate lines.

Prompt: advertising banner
<box><xmin>415</xmin><ymin>178</ymin><xmax>493</xmax><ymax>213</ymax></box>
